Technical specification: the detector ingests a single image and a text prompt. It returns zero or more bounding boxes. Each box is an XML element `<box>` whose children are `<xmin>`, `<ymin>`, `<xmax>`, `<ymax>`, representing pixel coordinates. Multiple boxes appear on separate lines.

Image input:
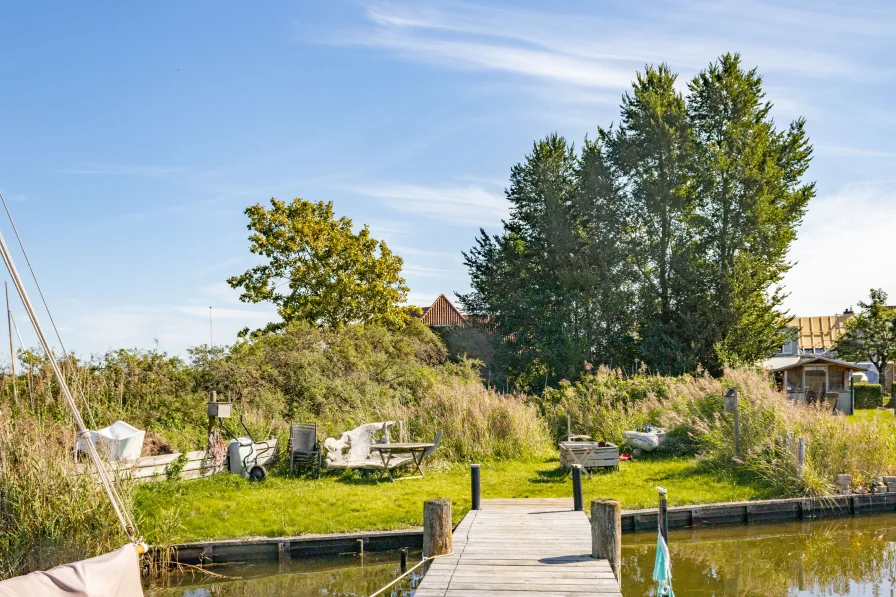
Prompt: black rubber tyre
<box><xmin>249</xmin><ymin>465</ymin><xmax>267</xmax><ymax>482</ymax></box>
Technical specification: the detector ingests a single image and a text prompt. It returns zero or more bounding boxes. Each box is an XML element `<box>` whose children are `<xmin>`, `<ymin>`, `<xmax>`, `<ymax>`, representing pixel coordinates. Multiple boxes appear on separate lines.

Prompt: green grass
<box><xmin>135</xmin><ymin>455</ymin><xmax>777</xmax><ymax>543</ymax></box>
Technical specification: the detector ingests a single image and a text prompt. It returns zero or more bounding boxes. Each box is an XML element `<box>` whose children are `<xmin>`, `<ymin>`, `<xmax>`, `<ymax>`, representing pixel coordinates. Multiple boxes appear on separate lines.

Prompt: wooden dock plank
<box><xmin>415</xmin><ymin>498</ymin><xmax>621</xmax><ymax>597</ymax></box>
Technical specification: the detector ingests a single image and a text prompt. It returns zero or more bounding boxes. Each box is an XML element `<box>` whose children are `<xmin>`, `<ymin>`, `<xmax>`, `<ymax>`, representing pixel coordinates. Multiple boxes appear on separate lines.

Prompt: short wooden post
<box><xmin>724</xmin><ymin>387</ymin><xmax>740</xmax><ymax>457</ymax></box>
<box><xmin>471</xmin><ymin>464</ymin><xmax>481</xmax><ymax>511</ymax></box>
<box><xmin>591</xmin><ymin>499</ymin><xmax>621</xmax><ymax>584</ymax></box>
<box><xmin>423</xmin><ymin>499</ymin><xmax>452</xmax><ymax>558</ymax></box>
<box><xmin>797</xmin><ymin>437</ymin><xmax>805</xmax><ymax>476</ymax></box>
<box><xmin>658</xmin><ymin>487</ymin><xmax>669</xmax><ymax>544</ymax></box>
<box><xmin>572</xmin><ymin>464</ymin><xmax>584</xmax><ymax>511</ymax></box>
<box><xmin>400</xmin><ymin>547</ymin><xmax>408</xmax><ymax>571</ymax></box>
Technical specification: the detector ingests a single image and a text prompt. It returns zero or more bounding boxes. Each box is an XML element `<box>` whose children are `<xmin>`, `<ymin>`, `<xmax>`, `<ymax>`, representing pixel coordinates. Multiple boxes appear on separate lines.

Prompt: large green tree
<box><xmin>687</xmin><ymin>53</ymin><xmax>814</xmax><ymax>372</ymax></box>
<box><xmin>228</xmin><ymin>198</ymin><xmax>409</xmax><ymax>333</ymax></box>
<box><xmin>605</xmin><ymin>63</ymin><xmax>697</xmax><ymax>373</ymax></box>
<box><xmin>460</xmin><ymin>134</ymin><xmax>634</xmax><ymax>389</ymax></box>
<box><xmin>460</xmin><ymin>54</ymin><xmax>814</xmax><ymax>386</ymax></box>
<box><xmin>834</xmin><ymin>289</ymin><xmax>896</xmax><ymax>387</ymax></box>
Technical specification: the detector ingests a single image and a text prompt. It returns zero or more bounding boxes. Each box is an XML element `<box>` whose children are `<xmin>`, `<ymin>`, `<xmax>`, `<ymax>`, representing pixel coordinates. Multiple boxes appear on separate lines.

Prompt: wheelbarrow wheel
<box><xmin>249</xmin><ymin>465</ymin><xmax>267</xmax><ymax>482</ymax></box>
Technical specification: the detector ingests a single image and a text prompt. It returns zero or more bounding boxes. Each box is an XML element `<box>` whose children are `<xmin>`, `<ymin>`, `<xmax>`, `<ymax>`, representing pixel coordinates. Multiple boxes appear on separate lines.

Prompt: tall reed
<box><xmin>0</xmin><ymin>412</ymin><xmax>131</xmax><ymax>580</ymax></box>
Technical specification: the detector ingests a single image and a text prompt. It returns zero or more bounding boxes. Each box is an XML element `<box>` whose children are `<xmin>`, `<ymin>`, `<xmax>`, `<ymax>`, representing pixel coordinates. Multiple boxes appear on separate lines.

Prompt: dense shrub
<box><xmin>853</xmin><ymin>383</ymin><xmax>883</xmax><ymax>409</ymax></box>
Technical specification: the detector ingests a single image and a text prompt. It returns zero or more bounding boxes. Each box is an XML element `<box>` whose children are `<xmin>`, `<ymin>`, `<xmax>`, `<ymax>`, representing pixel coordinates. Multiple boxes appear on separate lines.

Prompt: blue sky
<box><xmin>1</xmin><ymin>0</ymin><xmax>895</xmax><ymax>359</ymax></box>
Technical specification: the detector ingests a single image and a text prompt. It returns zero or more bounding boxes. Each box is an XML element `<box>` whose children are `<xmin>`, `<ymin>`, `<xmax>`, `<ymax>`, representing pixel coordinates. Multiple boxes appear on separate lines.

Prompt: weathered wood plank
<box><xmin>415</xmin><ymin>498</ymin><xmax>621</xmax><ymax>597</ymax></box>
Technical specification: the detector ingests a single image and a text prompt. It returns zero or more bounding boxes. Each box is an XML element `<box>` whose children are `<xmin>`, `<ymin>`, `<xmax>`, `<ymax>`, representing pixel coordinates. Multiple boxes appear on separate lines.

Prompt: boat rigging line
<box><xmin>0</xmin><ymin>192</ymin><xmax>144</xmax><ymax>548</ymax></box>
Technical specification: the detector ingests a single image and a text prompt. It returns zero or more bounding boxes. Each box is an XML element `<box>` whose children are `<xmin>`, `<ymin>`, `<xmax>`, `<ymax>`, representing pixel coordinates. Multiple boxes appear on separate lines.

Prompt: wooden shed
<box><xmin>420</xmin><ymin>294</ymin><xmax>467</xmax><ymax>328</ymax></box>
<box><xmin>771</xmin><ymin>356</ymin><xmax>866</xmax><ymax>414</ymax></box>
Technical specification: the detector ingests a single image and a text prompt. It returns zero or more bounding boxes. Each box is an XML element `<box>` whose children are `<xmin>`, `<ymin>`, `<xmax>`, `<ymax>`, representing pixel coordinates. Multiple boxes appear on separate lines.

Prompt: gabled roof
<box><xmin>770</xmin><ymin>355</ymin><xmax>868</xmax><ymax>373</ymax></box>
<box><xmin>421</xmin><ymin>294</ymin><xmax>467</xmax><ymax>327</ymax></box>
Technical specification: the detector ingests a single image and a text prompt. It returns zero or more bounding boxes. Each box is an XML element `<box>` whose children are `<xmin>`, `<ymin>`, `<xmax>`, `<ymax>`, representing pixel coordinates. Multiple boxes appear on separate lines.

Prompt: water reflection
<box><xmin>622</xmin><ymin>515</ymin><xmax>896</xmax><ymax>596</ymax></box>
<box><xmin>147</xmin><ymin>551</ymin><xmax>423</xmax><ymax>597</ymax></box>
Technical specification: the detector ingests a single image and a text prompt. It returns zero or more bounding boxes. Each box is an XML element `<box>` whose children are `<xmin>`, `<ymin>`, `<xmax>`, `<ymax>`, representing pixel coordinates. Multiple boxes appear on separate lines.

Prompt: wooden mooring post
<box><xmin>470</xmin><ymin>464</ymin><xmax>481</xmax><ymax>511</ymax></box>
<box><xmin>572</xmin><ymin>464</ymin><xmax>584</xmax><ymax>511</ymax></box>
<box><xmin>423</xmin><ymin>499</ymin><xmax>452</xmax><ymax>558</ymax></box>
<box><xmin>591</xmin><ymin>499</ymin><xmax>621</xmax><ymax>585</ymax></box>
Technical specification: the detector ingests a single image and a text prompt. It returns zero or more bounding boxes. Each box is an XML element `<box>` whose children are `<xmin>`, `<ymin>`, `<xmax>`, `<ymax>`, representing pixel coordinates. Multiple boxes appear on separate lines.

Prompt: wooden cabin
<box><xmin>770</xmin><ymin>356</ymin><xmax>866</xmax><ymax>414</ymax></box>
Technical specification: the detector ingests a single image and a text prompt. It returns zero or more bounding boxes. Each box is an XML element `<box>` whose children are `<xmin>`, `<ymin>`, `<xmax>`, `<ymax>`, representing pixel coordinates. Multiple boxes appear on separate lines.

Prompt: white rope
<box><xmin>0</xmin><ymin>225</ymin><xmax>141</xmax><ymax>544</ymax></box>
<box><xmin>367</xmin><ymin>551</ymin><xmax>456</xmax><ymax>597</ymax></box>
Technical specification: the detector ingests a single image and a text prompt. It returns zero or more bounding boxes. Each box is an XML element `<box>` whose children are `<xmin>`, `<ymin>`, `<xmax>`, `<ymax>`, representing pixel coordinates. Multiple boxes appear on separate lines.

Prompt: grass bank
<box><xmin>135</xmin><ymin>454</ymin><xmax>775</xmax><ymax>543</ymax></box>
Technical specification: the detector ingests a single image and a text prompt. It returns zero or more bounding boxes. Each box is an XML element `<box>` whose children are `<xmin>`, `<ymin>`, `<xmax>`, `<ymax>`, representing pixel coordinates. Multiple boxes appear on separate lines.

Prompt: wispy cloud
<box><xmin>348</xmin><ymin>183</ymin><xmax>508</xmax><ymax>226</ymax></box>
<box><xmin>316</xmin><ymin>0</ymin><xmax>889</xmax><ymax>101</ymax></box>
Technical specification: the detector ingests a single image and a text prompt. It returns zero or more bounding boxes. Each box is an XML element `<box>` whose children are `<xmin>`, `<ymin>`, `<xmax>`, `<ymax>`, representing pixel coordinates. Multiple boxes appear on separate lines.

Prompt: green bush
<box><xmin>854</xmin><ymin>383</ymin><xmax>884</xmax><ymax>409</ymax></box>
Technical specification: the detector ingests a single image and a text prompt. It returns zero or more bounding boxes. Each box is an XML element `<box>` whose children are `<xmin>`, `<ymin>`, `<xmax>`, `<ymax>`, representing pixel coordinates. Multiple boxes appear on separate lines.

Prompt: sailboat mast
<box><xmin>0</xmin><ymin>228</ymin><xmax>140</xmax><ymax>543</ymax></box>
<box><xmin>6</xmin><ymin>281</ymin><xmax>16</xmax><ymax>405</ymax></box>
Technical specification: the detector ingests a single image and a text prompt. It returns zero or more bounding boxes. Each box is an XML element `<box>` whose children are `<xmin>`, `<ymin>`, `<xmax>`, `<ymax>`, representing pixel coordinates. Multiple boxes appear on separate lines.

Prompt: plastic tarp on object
<box><xmin>0</xmin><ymin>544</ymin><xmax>143</xmax><ymax>597</ymax></box>
<box><xmin>76</xmin><ymin>420</ymin><xmax>145</xmax><ymax>462</ymax></box>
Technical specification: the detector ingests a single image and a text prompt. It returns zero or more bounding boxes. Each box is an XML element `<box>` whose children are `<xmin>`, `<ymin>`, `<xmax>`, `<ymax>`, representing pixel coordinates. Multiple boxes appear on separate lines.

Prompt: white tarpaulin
<box><xmin>0</xmin><ymin>544</ymin><xmax>143</xmax><ymax>597</ymax></box>
<box><xmin>76</xmin><ymin>421</ymin><xmax>145</xmax><ymax>462</ymax></box>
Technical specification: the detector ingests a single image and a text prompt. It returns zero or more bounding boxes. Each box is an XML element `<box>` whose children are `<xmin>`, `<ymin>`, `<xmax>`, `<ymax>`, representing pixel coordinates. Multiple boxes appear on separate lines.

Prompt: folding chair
<box><xmin>289</xmin><ymin>423</ymin><xmax>321</xmax><ymax>477</ymax></box>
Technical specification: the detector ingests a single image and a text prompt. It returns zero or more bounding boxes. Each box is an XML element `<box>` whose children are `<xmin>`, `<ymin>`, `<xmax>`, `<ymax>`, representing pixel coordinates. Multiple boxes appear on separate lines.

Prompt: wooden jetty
<box><xmin>415</xmin><ymin>498</ymin><xmax>622</xmax><ymax>597</ymax></box>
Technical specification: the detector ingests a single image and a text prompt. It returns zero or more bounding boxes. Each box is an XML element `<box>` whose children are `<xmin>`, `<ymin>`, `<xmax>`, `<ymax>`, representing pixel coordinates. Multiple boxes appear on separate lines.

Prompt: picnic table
<box><xmin>370</xmin><ymin>442</ymin><xmax>435</xmax><ymax>482</ymax></box>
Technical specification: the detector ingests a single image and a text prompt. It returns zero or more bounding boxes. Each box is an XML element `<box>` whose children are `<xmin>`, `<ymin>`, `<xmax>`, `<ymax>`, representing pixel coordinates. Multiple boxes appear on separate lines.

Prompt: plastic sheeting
<box><xmin>76</xmin><ymin>420</ymin><xmax>145</xmax><ymax>462</ymax></box>
<box><xmin>0</xmin><ymin>544</ymin><xmax>143</xmax><ymax>597</ymax></box>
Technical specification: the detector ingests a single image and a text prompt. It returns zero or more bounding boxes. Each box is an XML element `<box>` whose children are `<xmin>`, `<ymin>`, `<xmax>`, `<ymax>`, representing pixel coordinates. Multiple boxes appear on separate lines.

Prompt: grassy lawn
<box><xmin>136</xmin><ymin>454</ymin><xmax>777</xmax><ymax>543</ymax></box>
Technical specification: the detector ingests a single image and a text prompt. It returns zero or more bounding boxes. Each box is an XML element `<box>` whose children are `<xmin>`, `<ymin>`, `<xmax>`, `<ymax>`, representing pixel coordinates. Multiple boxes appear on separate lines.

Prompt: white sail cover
<box><xmin>0</xmin><ymin>544</ymin><xmax>143</xmax><ymax>597</ymax></box>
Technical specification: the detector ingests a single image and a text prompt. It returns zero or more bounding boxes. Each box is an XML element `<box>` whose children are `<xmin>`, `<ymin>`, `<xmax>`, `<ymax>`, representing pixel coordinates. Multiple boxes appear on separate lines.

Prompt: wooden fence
<box><xmin>77</xmin><ymin>440</ymin><xmax>278</xmax><ymax>483</ymax></box>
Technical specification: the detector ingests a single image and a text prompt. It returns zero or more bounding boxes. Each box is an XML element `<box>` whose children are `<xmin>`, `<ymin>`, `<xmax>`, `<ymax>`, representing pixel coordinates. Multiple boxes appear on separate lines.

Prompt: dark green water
<box><xmin>150</xmin><ymin>515</ymin><xmax>896</xmax><ymax>596</ymax></box>
<box><xmin>622</xmin><ymin>514</ymin><xmax>896</xmax><ymax>596</ymax></box>
<box><xmin>146</xmin><ymin>550</ymin><xmax>422</xmax><ymax>597</ymax></box>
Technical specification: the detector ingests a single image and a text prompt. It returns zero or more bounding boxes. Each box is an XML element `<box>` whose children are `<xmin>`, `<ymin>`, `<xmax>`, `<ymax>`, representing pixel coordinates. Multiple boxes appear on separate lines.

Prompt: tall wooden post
<box><xmin>797</xmin><ymin>437</ymin><xmax>805</xmax><ymax>477</ymax></box>
<box><xmin>572</xmin><ymin>464</ymin><xmax>584</xmax><ymax>512</ymax></box>
<box><xmin>423</xmin><ymin>499</ymin><xmax>452</xmax><ymax>558</ymax></box>
<box><xmin>470</xmin><ymin>464</ymin><xmax>481</xmax><ymax>511</ymax></box>
<box><xmin>591</xmin><ymin>499</ymin><xmax>621</xmax><ymax>585</ymax></box>
<box><xmin>724</xmin><ymin>387</ymin><xmax>739</xmax><ymax>457</ymax></box>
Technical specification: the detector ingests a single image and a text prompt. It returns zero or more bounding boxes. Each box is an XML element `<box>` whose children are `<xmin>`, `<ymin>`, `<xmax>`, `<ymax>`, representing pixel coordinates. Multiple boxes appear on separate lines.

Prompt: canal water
<box><xmin>146</xmin><ymin>550</ymin><xmax>423</xmax><ymax>597</ymax></box>
<box><xmin>151</xmin><ymin>514</ymin><xmax>896</xmax><ymax>596</ymax></box>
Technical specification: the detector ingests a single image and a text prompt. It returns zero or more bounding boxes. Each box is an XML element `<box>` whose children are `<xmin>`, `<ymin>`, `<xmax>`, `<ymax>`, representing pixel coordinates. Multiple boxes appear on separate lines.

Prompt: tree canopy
<box><xmin>834</xmin><ymin>289</ymin><xmax>896</xmax><ymax>387</ymax></box>
<box><xmin>460</xmin><ymin>53</ymin><xmax>814</xmax><ymax>388</ymax></box>
<box><xmin>228</xmin><ymin>198</ymin><xmax>410</xmax><ymax>333</ymax></box>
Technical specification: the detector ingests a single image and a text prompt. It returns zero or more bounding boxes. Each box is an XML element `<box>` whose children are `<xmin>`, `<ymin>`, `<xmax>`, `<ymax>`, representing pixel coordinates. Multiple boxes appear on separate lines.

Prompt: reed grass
<box><xmin>0</xmin><ymin>413</ymin><xmax>132</xmax><ymax>580</ymax></box>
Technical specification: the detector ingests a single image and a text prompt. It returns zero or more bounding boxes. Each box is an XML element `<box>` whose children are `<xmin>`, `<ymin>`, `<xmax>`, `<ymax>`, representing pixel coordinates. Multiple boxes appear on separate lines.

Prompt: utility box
<box><xmin>723</xmin><ymin>388</ymin><xmax>738</xmax><ymax>414</ymax></box>
<box><xmin>208</xmin><ymin>401</ymin><xmax>233</xmax><ymax>418</ymax></box>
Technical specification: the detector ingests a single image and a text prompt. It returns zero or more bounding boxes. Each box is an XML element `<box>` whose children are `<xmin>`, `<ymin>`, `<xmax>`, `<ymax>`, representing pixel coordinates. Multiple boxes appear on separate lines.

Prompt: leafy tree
<box><xmin>834</xmin><ymin>289</ymin><xmax>896</xmax><ymax>387</ymax></box>
<box><xmin>228</xmin><ymin>198</ymin><xmax>409</xmax><ymax>333</ymax></box>
<box><xmin>687</xmin><ymin>53</ymin><xmax>814</xmax><ymax>373</ymax></box>
<box><xmin>604</xmin><ymin>63</ymin><xmax>697</xmax><ymax>373</ymax></box>
<box><xmin>460</xmin><ymin>134</ymin><xmax>636</xmax><ymax>388</ymax></box>
<box><xmin>460</xmin><ymin>55</ymin><xmax>815</xmax><ymax>385</ymax></box>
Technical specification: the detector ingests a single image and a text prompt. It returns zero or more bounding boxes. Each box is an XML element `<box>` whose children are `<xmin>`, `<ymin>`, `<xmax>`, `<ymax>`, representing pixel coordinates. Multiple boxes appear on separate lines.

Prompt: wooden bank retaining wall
<box><xmin>172</xmin><ymin>528</ymin><xmax>423</xmax><ymax>565</ymax></box>
<box><xmin>166</xmin><ymin>493</ymin><xmax>896</xmax><ymax>566</ymax></box>
<box><xmin>621</xmin><ymin>493</ymin><xmax>896</xmax><ymax>533</ymax></box>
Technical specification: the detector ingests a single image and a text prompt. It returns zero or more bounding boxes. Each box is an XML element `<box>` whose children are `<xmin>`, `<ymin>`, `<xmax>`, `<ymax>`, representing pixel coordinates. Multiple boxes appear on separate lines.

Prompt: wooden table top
<box><xmin>370</xmin><ymin>442</ymin><xmax>435</xmax><ymax>450</ymax></box>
